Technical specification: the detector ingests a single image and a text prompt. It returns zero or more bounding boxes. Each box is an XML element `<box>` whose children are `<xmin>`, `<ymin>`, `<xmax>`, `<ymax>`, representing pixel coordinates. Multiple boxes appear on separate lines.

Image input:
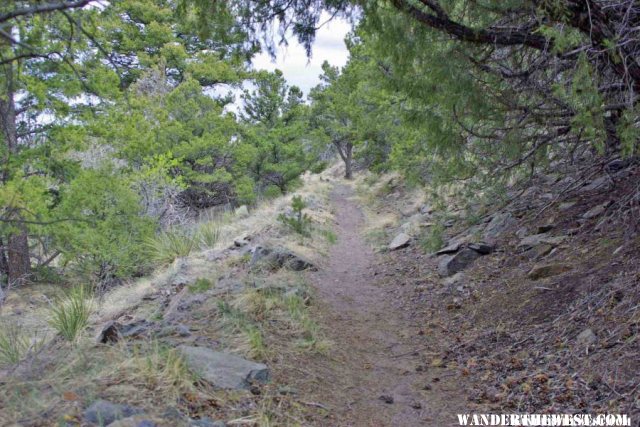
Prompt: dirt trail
<box><xmin>302</xmin><ymin>185</ymin><xmax>464</xmax><ymax>426</ymax></box>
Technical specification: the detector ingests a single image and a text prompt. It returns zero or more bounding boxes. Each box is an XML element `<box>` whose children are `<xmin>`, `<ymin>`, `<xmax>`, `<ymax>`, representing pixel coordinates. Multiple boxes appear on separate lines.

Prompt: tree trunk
<box><xmin>334</xmin><ymin>140</ymin><xmax>354</xmax><ymax>180</ymax></box>
<box><xmin>0</xmin><ymin>46</ymin><xmax>31</xmax><ymax>285</ymax></box>
<box><xmin>344</xmin><ymin>143</ymin><xmax>353</xmax><ymax>180</ymax></box>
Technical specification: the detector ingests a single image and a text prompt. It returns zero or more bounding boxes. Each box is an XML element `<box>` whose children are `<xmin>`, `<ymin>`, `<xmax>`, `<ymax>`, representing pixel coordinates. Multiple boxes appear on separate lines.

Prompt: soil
<box><xmin>289</xmin><ymin>185</ymin><xmax>469</xmax><ymax>426</ymax></box>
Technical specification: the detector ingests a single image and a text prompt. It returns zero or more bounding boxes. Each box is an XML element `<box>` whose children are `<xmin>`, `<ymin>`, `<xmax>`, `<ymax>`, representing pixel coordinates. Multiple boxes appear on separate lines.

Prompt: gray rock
<box><xmin>576</xmin><ymin>328</ymin><xmax>597</xmax><ymax>347</ymax></box>
<box><xmin>249</xmin><ymin>246</ymin><xmax>315</xmax><ymax>271</ymax></box>
<box><xmin>527</xmin><ymin>263</ymin><xmax>572</xmax><ymax>280</ymax></box>
<box><xmin>389</xmin><ymin>233</ymin><xmax>411</xmax><ymax>250</ymax></box>
<box><xmin>483</xmin><ymin>212</ymin><xmax>517</xmax><ymax>242</ymax></box>
<box><xmin>582</xmin><ymin>202</ymin><xmax>610</xmax><ymax>219</ymax></box>
<box><xmin>579</xmin><ymin>175</ymin><xmax>612</xmax><ymax>193</ymax></box>
<box><xmin>84</xmin><ymin>400</ymin><xmax>143</xmax><ymax>425</ymax></box>
<box><xmin>419</xmin><ymin>204</ymin><xmax>432</xmax><ymax>215</ymax></box>
<box><xmin>559</xmin><ymin>201</ymin><xmax>576</xmax><ymax>211</ymax></box>
<box><xmin>234</xmin><ymin>205</ymin><xmax>249</xmax><ymax>217</ymax></box>
<box><xmin>107</xmin><ymin>417</ymin><xmax>156</xmax><ymax>427</ymax></box>
<box><xmin>438</xmin><ymin>248</ymin><xmax>481</xmax><ymax>277</ymax></box>
<box><xmin>442</xmin><ymin>272</ymin><xmax>465</xmax><ymax>287</ymax></box>
<box><xmin>517</xmin><ymin>234</ymin><xmax>565</xmax><ymax>251</ymax></box>
<box><xmin>189</xmin><ymin>419</ymin><xmax>226</xmax><ymax>427</ymax></box>
<box><xmin>233</xmin><ymin>235</ymin><xmax>251</xmax><ymax>247</ymax></box>
<box><xmin>178</xmin><ymin>346</ymin><xmax>270</xmax><ymax>390</ymax></box>
<box><xmin>436</xmin><ymin>240</ymin><xmax>462</xmax><ymax>255</ymax></box>
<box><xmin>468</xmin><ymin>243</ymin><xmax>493</xmax><ymax>255</ymax></box>
<box><xmin>95</xmin><ymin>321</ymin><xmax>122</xmax><ymax>344</ymax></box>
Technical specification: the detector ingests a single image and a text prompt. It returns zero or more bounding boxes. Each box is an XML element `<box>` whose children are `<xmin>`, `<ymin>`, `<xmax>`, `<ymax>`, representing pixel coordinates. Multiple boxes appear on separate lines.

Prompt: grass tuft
<box><xmin>197</xmin><ymin>222</ymin><xmax>221</xmax><ymax>248</ymax></box>
<box><xmin>146</xmin><ymin>228</ymin><xmax>197</xmax><ymax>265</ymax></box>
<box><xmin>49</xmin><ymin>285</ymin><xmax>93</xmax><ymax>342</ymax></box>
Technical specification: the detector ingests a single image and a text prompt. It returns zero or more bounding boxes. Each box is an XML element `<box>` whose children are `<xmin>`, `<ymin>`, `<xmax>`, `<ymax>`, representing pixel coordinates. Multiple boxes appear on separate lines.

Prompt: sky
<box><xmin>251</xmin><ymin>16</ymin><xmax>352</xmax><ymax>96</ymax></box>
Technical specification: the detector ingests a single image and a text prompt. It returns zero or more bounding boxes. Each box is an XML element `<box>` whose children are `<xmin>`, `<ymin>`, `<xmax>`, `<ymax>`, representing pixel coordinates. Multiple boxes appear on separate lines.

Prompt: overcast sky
<box><xmin>251</xmin><ymin>16</ymin><xmax>352</xmax><ymax>96</ymax></box>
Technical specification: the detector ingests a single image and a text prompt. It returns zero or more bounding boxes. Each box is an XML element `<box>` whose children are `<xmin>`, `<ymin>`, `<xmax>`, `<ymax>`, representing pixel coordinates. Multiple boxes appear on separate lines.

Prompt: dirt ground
<box><xmin>280</xmin><ymin>185</ymin><xmax>471</xmax><ymax>427</ymax></box>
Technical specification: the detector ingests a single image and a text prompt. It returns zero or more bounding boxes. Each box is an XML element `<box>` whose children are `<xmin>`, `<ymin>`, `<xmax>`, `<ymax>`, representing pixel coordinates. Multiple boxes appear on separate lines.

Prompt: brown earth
<box><xmin>279</xmin><ymin>185</ymin><xmax>473</xmax><ymax>426</ymax></box>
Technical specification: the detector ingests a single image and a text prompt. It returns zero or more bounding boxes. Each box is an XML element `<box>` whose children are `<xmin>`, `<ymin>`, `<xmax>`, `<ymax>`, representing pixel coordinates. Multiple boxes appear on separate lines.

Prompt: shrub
<box><xmin>146</xmin><ymin>228</ymin><xmax>197</xmax><ymax>265</ymax></box>
<box><xmin>278</xmin><ymin>195</ymin><xmax>311</xmax><ymax>236</ymax></box>
<box><xmin>420</xmin><ymin>222</ymin><xmax>445</xmax><ymax>254</ymax></box>
<box><xmin>49</xmin><ymin>285</ymin><xmax>93</xmax><ymax>342</ymax></box>
<box><xmin>188</xmin><ymin>277</ymin><xmax>214</xmax><ymax>293</ymax></box>
<box><xmin>197</xmin><ymin>222</ymin><xmax>220</xmax><ymax>248</ymax></box>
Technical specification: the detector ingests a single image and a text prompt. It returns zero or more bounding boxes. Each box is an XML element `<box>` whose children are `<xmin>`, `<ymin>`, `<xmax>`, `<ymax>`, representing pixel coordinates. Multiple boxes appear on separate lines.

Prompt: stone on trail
<box><xmin>582</xmin><ymin>202</ymin><xmax>610</xmax><ymax>219</ymax></box>
<box><xmin>83</xmin><ymin>400</ymin><xmax>143</xmax><ymax>425</ymax></box>
<box><xmin>468</xmin><ymin>242</ymin><xmax>494</xmax><ymax>255</ymax></box>
<box><xmin>389</xmin><ymin>233</ymin><xmax>411</xmax><ymax>250</ymax></box>
<box><xmin>438</xmin><ymin>248</ymin><xmax>481</xmax><ymax>277</ymax></box>
<box><xmin>178</xmin><ymin>346</ymin><xmax>270</xmax><ymax>390</ymax></box>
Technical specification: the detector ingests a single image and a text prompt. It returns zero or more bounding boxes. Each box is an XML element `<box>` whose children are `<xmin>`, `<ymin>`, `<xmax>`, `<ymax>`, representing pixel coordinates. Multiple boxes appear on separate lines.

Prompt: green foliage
<box><xmin>49</xmin><ymin>285</ymin><xmax>93</xmax><ymax>342</ymax></box>
<box><xmin>278</xmin><ymin>195</ymin><xmax>312</xmax><ymax>236</ymax></box>
<box><xmin>0</xmin><ymin>323</ymin><xmax>46</xmax><ymax>367</ymax></box>
<box><xmin>197</xmin><ymin>222</ymin><xmax>221</xmax><ymax>248</ymax></box>
<box><xmin>420</xmin><ymin>223</ymin><xmax>445</xmax><ymax>254</ymax></box>
<box><xmin>188</xmin><ymin>277</ymin><xmax>215</xmax><ymax>293</ymax></box>
<box><xmin>146</xmin><ymin>229</ymin><xmax>197</xmax><ymax>265</ymax></box>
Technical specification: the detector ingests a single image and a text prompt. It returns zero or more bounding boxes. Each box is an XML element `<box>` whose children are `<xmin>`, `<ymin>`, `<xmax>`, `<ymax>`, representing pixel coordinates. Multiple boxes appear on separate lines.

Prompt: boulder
<box><xmin>84</xmin><ymin>400</ymin><xmax>143</xmax><ymax>425</ymax></box>
<box><xmin>389</xmin><ymin>233</ymin><xmax>411</xmax><ymax>250</ymax></box>
<box><xmin>233</xmin><ymin>234</ymin><xmax>252</xmax><ymax>248</ymax></box>
<box><xmin>178</xmin><ymin>346</ymin><xmax>270</xmax><ymax>390</ymax></box>
<box><xmin>527</xmin><ymin>263</ymin><xmax>572</xmax><ymax>280</ymax></box>
<box><xmin>438</xmin><ymin>248</ymin><xmax>481</xmax><ymax>277</ymax></box>
<box><xmin>483</xmin><ymin>212</ymin><xmax>517</xmax><ymax>242</ymax></box>
<box><xmin>234</xmin><ymin>205</ymin><xmax>249</xmax><ymax>218</ymax></box>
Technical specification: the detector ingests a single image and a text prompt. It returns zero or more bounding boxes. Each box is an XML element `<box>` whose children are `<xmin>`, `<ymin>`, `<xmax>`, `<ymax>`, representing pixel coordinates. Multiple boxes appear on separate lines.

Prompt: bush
<box><xmin>49</xmin><ymin>285</ymin><xmax>93</xmax><ymax>342</ymax></box>
<box><xmin>146</xmin><ymin>228</ymin><xmax>197</xmax><ymax>265</ymax></box>
<box><xmin>278</xmin><ymin>195</ymin><xmax>311</xmax><ymax>236</ymax></box>
<box><xmin>197</xmin><ymin>222</ymin><xmax>220</xmax><ymax>248</ymax></box>
<box><xmin>420</xmin><ymin>222</ymin><xmax>445</xmax><ymax>254</ymax></box>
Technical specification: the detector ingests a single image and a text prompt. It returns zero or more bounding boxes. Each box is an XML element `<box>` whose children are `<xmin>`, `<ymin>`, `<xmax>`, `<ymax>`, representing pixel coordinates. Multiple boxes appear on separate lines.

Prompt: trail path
<box><xmin>301</xmin><ymin>185</ymin><xmax>464</xmax><ymax>426</ymax></box>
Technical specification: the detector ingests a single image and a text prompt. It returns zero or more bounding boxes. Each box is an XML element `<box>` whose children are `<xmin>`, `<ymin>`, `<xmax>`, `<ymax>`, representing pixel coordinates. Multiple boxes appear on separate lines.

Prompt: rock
<box><xmin>234</xmin><ymin>205</ymin><xmax>249</xmax><ymax>217</ymax></box>
<box><xmin>582</xmin><ymin>202</ymin><xmax>610</xmax><ymax>219</ymax></box>
<box><xmin>515</xmin><ymin>227</ymin><xmax>528</xmax><ymax>239</ymax></box>
<box><xmin>119</xmin><ymin>319</ymin><xmax>153</xmax><ymax>338</ymax></box>
<box><xmin>419</xmin><ymin>204</ymin><xmax>432</xmax><ymax>215</ymax></box>
<box><xmin>483</xmin><ymin>212</ymin><xmax>517</xmax><ymax>242</ymax></box>
<box><xmin>527</xmin><ymin>263</ymin><xmax>572</xmax><ymax>280</ymax></box>
<box><xmin>249</xmin><ymin>246</ymin><xmax>315</xmax><ymax>271</ymax></box>
<box><xmin>436</xmin><ymin>240</ymin><xmax>462</xmax><ymax>255</ymax></box>
<box><xmin>95</xmin><ymin>321</ymin><xmax>122</xmax><ymax>344</ymax></box>
<box><xmin>84</xmin><ymin>400</ymin><xmax>143</xmax><ymax>425</ymax></box>
<box><xmin>389</xmin><ymin>233</ymin><xmax>411</xmax><ymax>250</ymax></box>
<box><xmin>107</xmin><ymin>416</ymin><xmax>157</xmax><ymax>427</ymax></box>
<box><xmin>559</xmin><ymin>201</ymin><xmax>576</xmax><ymax>211</ymax></box>
<box><xmin>517</xmin><ymin>234</ymin><xmax>565</xmax><ymax>251</ymax></box>
<box><xmin>438</xmin><ymin>248</ymin><xmax>481</xmax><ymax>277</ymax></box>
<box><xmin>576</xmin><ymin>328</ymin><xmax>597</xmax><ymax>348</ymax></box>
<box><xmin>526</xmin><ymin>243</ymin><xmax>554</xmax><ymax>260</ymax></box>
<box><xmin>536</xmin><ymin>224</ymin><xmax>555</xmax><ymax>234</ymax></box>
<box><xmin>379</xmin><ymin>395</ymin><xmax>394</xmax><ymax>404</ymax></box>
<box><xmin>579</xmin><ymin>175</ymin><xmax>612</xmax><ymax>193</ymax></box>
<box><xmin>158</xmin><ymin>323</ymin><xmax>191</xmax><ymax>338</ymax></box>
<box><xmin>442</xmin><ymin>272</ymin><xmax>465</xmax><ymax>288</ymax></box>
<box><xmin>468</xmin><ymin>242</ymin><xmax>493</xmax><ymax>255</ymax></box>
<box><xmin>178</xmin><ymin>346</ymin><xmax>270</xmax><ymax>390</ymax></box>
<box><xmin>189</xmin><ymin>418</ymin><xmax>226</xmax><ymax>427</ymax></box>
<box><xmin>233</xmin><ymin>235</ymin><xmax>251</xmax><ymax>247</ymax></box>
